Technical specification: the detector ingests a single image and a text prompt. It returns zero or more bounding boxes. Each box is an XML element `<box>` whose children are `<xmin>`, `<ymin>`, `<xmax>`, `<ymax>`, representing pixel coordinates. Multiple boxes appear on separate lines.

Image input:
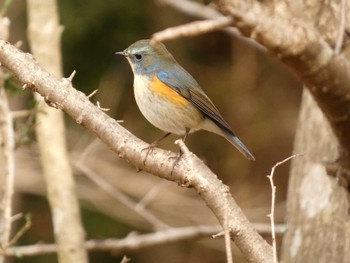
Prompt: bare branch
<box><xmin>6</xmin><ymin>214</ymin><xmax>31</xmax><ymax>247</ymax></box>
<box><xmin>0</xmin><ymin>17</ymin><xmax>15</xmax><ymax>260</ymax></box>
<box><xmin>151</xmin><ymin>16</ymin><xmax>233</xmax><ymax>44</ymax></box>
<box><xmin>154</xmin><ymin>0</ymin><xmax>265</xmax><ymax>50</ymax></box>
<box><xmin>136</xmin><ymin>181</ymin><xmax>169</xmax><ymax>210</ymax></box>
<box><xmin>26</xmin><ymin>0</ymin><xmax>88</xmax><ymax>262</ymax></box>
<box><xmin>1</xmin><ymin>225</ymin><xmax>221</xmax><ymax>257</ymax></box>
<box><xmin>73</xmin><ymin>162</ymin><xmax>171</xmax><ymax>230</ymax></box>
<box><xmin>267</xmin><ymin>154</ymin><xmax>304</xmax><ymax>263</ymax></box>
<box><xmin>252</xmin><ymin>223</ymin><xmax>287</xmax><ymax>235</ymax></box>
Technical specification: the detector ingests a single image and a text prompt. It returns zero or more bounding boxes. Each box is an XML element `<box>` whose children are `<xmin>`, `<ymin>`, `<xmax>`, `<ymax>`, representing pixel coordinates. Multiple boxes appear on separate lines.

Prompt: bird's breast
<box><xmin>133</xmin><ymin>73</ymin><xmax>203</xmax><ymax>135</ymax></box>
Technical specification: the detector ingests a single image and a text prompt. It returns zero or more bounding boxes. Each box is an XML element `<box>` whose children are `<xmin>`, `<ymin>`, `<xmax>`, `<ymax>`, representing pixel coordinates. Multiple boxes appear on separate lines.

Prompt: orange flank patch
<box><xmin>150</xmin><ymin>75</ymin><xmax>189</xmax><ymax>106</ymax></box>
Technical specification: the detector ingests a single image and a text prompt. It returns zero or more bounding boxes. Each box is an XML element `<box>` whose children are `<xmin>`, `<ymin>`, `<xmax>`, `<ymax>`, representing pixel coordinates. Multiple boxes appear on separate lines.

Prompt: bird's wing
<box><xmin>157</xmin><ymin>70</ymin><xmax>233</xmax><ymax>134</ymax></box>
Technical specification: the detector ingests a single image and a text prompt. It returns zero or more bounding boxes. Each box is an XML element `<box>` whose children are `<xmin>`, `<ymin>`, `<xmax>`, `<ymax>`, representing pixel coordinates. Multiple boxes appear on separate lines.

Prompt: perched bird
<box><xmin>116</xmin><ymin>39</ymin><xmax>255</xmax><ymax>164</ymax></box>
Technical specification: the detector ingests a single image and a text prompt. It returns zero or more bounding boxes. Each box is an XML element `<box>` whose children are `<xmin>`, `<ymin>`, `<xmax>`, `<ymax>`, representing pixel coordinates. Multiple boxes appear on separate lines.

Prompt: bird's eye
<box><xmin>134</xmin><ymin>54</ymin><xmax>143</xmax><ymax>61</ymax></box>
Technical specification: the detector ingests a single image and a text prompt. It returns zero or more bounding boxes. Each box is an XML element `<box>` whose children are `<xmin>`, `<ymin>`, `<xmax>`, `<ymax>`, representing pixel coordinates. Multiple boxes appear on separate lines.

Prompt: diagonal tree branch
<box><xmin>0</xmin><ymin>40</ymin><xmax>273</xmax><ymax>263</ymax></box>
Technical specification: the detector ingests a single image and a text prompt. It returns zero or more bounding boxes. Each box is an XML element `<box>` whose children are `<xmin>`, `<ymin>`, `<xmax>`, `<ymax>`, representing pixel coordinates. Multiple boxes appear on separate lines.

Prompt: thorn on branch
<box><xmin>96</xmin><ymin>101</ymin><xmax>110</xmax><ymax>112</ymax></box>
<box><xmin>87</xmin><ymin>89</ymin><xmax>98</xmax><ymax>99</ymax></box>
<box><xmin>212</xmin><ymin>230</ymin><xmax>225</xmax><ymax>239</ymax></box>
<box><xmin>14</xmin><ymin>41</ymin><xmax>22</xmax><ymax>48</ymax></box>
<box><xmin>67</xmin><ymin>70</ymin><xmax>76</xmax><ymax>82</ymax></box>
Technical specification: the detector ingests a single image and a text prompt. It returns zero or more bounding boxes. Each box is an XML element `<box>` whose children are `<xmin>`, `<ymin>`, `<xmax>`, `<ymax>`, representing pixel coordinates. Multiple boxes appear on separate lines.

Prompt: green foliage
<box><xmin>0</xmin><ymin>0</ymin><xmax>12</xmax><ymax>16</ymax></box>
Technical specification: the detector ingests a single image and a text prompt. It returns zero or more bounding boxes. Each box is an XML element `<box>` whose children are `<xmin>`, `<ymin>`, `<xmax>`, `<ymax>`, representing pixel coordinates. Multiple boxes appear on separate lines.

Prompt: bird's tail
<box><xmin>223</xmin><ymin>132</ymin><xmax>255</xmax><ymax>161</ymax></box>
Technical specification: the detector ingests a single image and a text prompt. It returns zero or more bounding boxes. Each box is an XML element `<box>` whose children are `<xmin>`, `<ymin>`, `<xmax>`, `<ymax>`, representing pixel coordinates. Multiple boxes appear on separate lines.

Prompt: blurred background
<box><xmin>6</xmin><ymin>0</ymin><xmax>302</xmax><ymax>262</ymax></box>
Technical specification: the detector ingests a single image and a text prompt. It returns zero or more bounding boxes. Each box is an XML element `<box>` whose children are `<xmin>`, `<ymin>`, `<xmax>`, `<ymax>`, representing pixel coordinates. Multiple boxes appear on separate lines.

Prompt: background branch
<box><xmin>0</xmin><ymin>16</ymin><xmax>15</xmax><ymax>263</ymax></box>
<box><xmin>151</xmin><ymin>16</ymin><xmax>233</xmax><ymax>44</ymax></box>
<box><xmin>26</xmin><ymin>0</ymin><xmax>88</xmax><ymax>262</ymax></box>
<box><xmin>1</xmin><ymin>225</ymin><xmax>221</xmax><ymax>257</ymax></box>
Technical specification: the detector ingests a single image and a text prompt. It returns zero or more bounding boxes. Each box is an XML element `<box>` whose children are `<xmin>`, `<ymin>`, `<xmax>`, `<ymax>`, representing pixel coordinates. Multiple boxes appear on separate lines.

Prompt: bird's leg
<box><xmin>170</xmin><ymin>128</ymin><xmax>190</xmax><ymax>174</ymax></box>
<box><xmin>142</xmin><ymin>132</ymin><xmax>171</xmax><ymax>165</ymax></box>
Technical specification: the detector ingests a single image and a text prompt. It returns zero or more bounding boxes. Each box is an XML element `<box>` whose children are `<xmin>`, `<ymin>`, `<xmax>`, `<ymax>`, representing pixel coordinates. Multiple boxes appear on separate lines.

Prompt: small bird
<box><xmin>116</xmin><ymin>39</ymin><xmax>255</xmax><ymax>165</ymax></box>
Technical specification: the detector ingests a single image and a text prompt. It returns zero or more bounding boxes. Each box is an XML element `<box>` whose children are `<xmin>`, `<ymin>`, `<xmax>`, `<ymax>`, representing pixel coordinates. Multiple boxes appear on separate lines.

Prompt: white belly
<box><xmin>133</xmin><ymin>75</ymin><xmax>203</xmax><ymax>135</ymax></box>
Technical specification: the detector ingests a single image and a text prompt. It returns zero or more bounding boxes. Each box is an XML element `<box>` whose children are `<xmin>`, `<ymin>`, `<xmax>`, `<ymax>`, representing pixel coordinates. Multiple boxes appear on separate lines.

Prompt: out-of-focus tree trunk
<box><xmin>26</xmin><ymin>0</ymin><xmax>88</xmax><ymax>262</ymax></box>
<box><xmin>281</xmin><ymin>89</ymin><xmax>350</xmax><ymax>262</ymax></box>
<box><xmin>276</xmin><ymin>1</ymin><xmax>350</xmax><ymax>262</ymax></box>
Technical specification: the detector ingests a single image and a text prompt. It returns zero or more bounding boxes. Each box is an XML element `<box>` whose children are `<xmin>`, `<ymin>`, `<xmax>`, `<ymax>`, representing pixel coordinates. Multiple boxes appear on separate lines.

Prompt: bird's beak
<box><xmin>115</xmin><ymin>50</ymin><xmax>127</xmax><ymax>56</ymax></box>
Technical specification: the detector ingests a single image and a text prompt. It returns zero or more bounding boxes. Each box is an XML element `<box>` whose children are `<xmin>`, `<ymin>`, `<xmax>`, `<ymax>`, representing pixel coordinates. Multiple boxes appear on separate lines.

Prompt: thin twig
<box><xmin>96</xmin><ymin>101</ymin><xmax>110</xmax><ymax>111</ymax></box>
<box><xmin>73</xmin><ymin>162</ymin><xmax>171</xmax><ymax>230</ymax></box>
<box><xmin>6</xmin><ymin>214</ymin><xmax>32</xmax><ymax>247</ymax></box>
<box><xmin>136</xmin><ymin>181</ymin><xmax>169</xmax><ymax>210</ymax></box>
<box><xmin>151</xmin><ymin>16</ymin><xmax>233</xmax><ymax>44</ymax></box>
<box><xmin>1</xmin><ymin>225</ymin><xmax>221</xmax><ymax>257</ymax></box>
<box><xmin>335</xmin><ymin>0</ymin><xmax>346</xmax><ymax>54</ymax></box>
<box><xmin>78</xmin><ymin>138</ymin><xmax>101</xmax><ymax>163</ymax></box>
<box><xmin>87</xmin><ymin>89</ymin><xmax>98</xmax><ymax>99</ymax></box>
<box><xmin>267</xmin><ymin>154</ymin><xmax>303</xmax><ymax>263</ymax></box>
<box><xmin>252</xmin><ymin>223</ymin><xmax>287</xmax><ymax>235</ymax></box>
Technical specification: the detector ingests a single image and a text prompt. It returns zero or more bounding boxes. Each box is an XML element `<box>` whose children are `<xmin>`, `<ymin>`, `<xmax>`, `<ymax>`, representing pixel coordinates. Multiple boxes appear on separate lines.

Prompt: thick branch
<box><xmin>215</xmin><ymin>0</ymin><xmax>350</xmax><ymax>157</ymax></box>
<box><xmin>0</xmin><ymin>40</ymin><xmax>273</xmax><ymax>263</ymax></box>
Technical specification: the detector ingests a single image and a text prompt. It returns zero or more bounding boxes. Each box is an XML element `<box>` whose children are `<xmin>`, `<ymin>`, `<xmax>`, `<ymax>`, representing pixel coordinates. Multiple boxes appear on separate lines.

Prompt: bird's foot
<box><xmin>141</xmin><ymin>141</ymin><xmax>159</xmax><ymax>165</ymax></box>
<box><xmin>141</xmin><ymin>132</ymin><xmax>172</xmax><ymax>165</ymax></box>
<box><xmin>169</xmin><ymin>150</ymin><xmax>183</xmax><ymax>175</ymax></box>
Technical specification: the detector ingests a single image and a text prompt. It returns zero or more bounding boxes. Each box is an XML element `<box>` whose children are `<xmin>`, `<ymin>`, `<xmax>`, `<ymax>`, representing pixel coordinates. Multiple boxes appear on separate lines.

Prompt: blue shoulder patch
<box><xmin>157</xmin><ymin>71</ymin><xmax>169</xmax><ymax>80</ymax></box>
